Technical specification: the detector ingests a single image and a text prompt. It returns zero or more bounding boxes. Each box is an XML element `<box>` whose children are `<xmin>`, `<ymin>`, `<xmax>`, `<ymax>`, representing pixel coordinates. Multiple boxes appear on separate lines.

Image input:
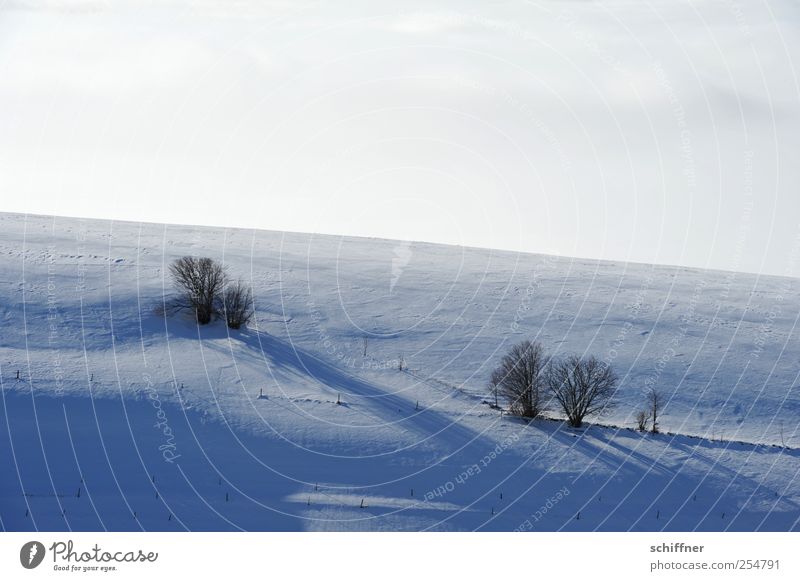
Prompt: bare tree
<box><xmin>168</xmin><ymin>257</ymin><xmax>227</xmax><ymax>325</ymax></box>
<box><xmin>222</xmin><ymin>279</ymin><xmax>254</xmax><ymax>329</ymax></box>
<box><xmin>489</xmin><ymin>375</ymin><xmax>500</xmax><ymax>408</ymax></box>
<box><xmin>547</xmin><ymin>355</ymin><xmax>617</xmax><ymax>428</ymax></box>
<box><xmin>490</xmin><ymin>340</ymin><xmax>549</xmax><ymax>418</ymax></box>
<box><xmin>635</xmin><ymin>410</ymin><xmax>651</xmax><ymax>432</ymax></box>
<box><xmin>647</xmin><ymin>388</ymin><xmax>663</xmax><ymax>433</ymax></box>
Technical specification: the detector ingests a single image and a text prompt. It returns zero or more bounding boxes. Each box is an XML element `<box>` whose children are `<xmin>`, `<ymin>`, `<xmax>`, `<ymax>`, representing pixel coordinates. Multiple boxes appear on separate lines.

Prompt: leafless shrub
<box><xmin>222</xmin><ymin>279</ymin><xmax>254</xmax><ymax>329</ymax></box>
<box><xmin>635</xmin><ymin>410</ymin><xmax>651</xmax><ymax>432</ymax></box>
<box><xmin>489</xmin><ymin>375</ymin><xmax>500</xmax><ymax>408</ymax></box>
<box><xmin>168</xmin><ymin>257</ymin><xmax>227</xmax><ymax>325</ymax></box>
<box><xmin>490</xmin><ymin>340</ymin><xmax>549</xmax><ymax>418</ymax></box>
<box><xmin>547</xmin><ymin>355</ymin><xmax>617</xmax><ymax>428</ymax></box>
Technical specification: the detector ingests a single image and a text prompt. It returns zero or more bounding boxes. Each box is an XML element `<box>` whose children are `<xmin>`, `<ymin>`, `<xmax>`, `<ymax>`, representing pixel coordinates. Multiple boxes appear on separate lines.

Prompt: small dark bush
<box><xmin>222</xmin><ymin>279</ymin><xmax>254</xmax><ymax>330</ymax></box>
<box><xmin>168</xmin><ymin>256</ymin><xmax>227</xmax><ymax>325</ymax></box>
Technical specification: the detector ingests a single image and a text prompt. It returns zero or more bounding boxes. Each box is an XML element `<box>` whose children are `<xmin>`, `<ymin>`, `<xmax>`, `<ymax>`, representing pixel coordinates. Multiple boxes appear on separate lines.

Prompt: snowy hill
<box><xmin>1</xmin><ymin>212</ymin><xmax>798</xmax><ymax>531</ymax></box>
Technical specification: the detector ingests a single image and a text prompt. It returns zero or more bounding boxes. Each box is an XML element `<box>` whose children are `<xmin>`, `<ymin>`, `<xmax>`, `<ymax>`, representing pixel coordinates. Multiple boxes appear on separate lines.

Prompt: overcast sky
<box><xmin>1</xmin><ymin>0</ymin><xmax>799</xmax><ymax>276</ymax></box>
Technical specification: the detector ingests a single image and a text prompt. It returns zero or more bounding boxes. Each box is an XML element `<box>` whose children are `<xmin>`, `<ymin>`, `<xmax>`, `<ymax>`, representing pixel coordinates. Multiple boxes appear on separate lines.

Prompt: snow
<box><xmin>1</xmin><ymin>212</ymin><xmax>798</xmax><ymax>531</ymax></box>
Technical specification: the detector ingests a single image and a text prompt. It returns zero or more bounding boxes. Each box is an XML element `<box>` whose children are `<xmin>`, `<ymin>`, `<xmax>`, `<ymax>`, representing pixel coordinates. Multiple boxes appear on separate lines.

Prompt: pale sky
<box><xmin>1</xmin><ymin>0</ymin><xmax>799</xmax><ymax>277</ymax></box>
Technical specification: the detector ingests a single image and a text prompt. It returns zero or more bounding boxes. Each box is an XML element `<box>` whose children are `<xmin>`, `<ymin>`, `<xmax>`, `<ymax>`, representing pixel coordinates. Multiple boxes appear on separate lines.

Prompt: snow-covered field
<box><xmin>1</xmin><ymin>212</ymin><xmax>798</xmax><ymax>531</ymax></box>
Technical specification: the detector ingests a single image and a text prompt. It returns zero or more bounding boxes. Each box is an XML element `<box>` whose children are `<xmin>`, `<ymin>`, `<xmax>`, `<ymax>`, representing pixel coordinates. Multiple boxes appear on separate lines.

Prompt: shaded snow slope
<box><xmin>0</xmin><ymin>212</ymin><xmax>798</xmax><ymax>531</ymax></box>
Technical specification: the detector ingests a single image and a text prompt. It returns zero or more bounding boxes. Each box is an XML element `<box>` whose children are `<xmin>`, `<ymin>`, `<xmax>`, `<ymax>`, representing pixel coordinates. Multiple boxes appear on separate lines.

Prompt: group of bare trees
<box><xmin>165</xmin><ymin>256</ymin><xmax>254</xmax><ymax>329</ymax></box>
<box><xmin>490</xmin><ymin>340</ymin><xmax>668</xmax><ymax>432</ymax></box>
<box><xmin>636</xmin><ymin>389</ymin><xmax>663</xmax><ymax>433</ymax></box>
<box><xmin>489</xmin><ymin>340</ymin><xmax>617</xmax><ymax>428</ymax></box>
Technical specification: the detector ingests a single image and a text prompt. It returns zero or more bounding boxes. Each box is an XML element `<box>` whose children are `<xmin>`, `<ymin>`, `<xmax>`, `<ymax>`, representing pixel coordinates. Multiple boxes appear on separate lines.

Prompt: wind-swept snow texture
<box><xmin>0</xmin><ymin>212</ymin><xmax>798</xmax><ymax>531</ymax></box>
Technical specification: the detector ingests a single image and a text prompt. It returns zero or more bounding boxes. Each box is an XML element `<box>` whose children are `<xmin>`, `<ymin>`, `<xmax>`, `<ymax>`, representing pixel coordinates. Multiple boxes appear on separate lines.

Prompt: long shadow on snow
<box><xmin>199</xmin><ymin>326</ymin><xmax>488</xmax><ymax>456</ymax></box>
<box><xmin>545</xmin><ymin>425</ymin><xmax>799</xmax><ymax>530</ymax></box>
